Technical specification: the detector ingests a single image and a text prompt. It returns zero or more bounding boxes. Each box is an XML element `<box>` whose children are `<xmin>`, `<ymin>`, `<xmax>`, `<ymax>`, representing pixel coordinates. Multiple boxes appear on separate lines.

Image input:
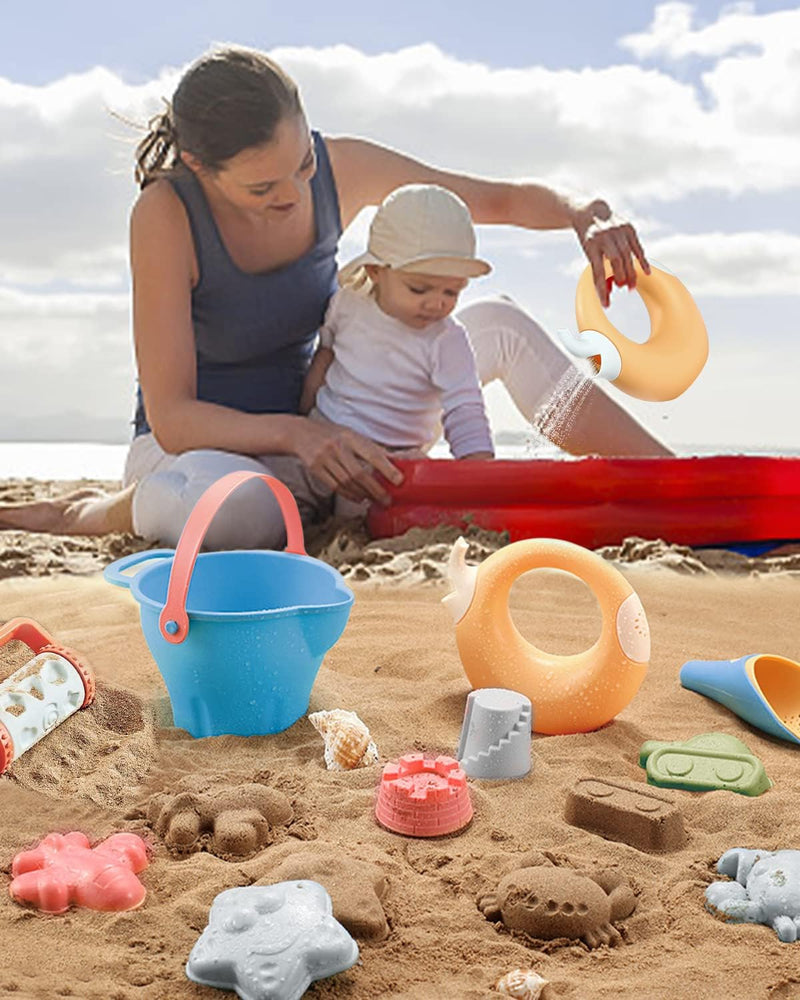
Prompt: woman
<box><xmin>0</xmin><ymin>46</ymin><xmax>670</xmax><ymax>548</ymax></box>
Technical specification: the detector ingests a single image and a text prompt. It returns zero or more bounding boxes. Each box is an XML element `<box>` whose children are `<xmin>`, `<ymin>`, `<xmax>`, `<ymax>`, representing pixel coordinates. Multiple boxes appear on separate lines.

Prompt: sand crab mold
<box><xmin>478</xmin><ymin>854</ymin><xmax>636</xmax><ymax>949</ymax></box>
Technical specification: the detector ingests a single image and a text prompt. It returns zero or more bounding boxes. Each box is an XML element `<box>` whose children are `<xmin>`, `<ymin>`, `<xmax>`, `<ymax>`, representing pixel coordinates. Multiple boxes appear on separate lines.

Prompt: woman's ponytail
<box><xmin>134</xmin><ymin>104</ymin><xmax>179</xmax><ymax>189</ymax></box>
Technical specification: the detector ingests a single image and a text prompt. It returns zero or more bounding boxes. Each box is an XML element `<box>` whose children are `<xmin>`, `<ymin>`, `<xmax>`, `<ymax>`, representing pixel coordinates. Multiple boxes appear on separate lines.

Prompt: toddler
<box><xmin>299</xmin><ymin>184</ymin><xmax>495</xmax><ymax>464</ymax></box>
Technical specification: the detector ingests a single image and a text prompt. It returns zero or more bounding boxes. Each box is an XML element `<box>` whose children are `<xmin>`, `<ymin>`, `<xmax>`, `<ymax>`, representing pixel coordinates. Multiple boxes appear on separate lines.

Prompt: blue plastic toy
<box><xmin>186</xmin><ymin>881</ymin><xmax>359</xmax><ymax>999</ymax></box>
<box><xmin>104</xmin><ymin>472</ymin><xmax>353</xmax><ymax>739</ymax></box>
<box><xmin>680</xmin><ymin>654</ymin><xmax>800</xmax><ymax>745</ymax></box>
<box><xmin>706</xmin><ymin>849</ymin><xmax>800</xmax><ymax>942</ymax></box>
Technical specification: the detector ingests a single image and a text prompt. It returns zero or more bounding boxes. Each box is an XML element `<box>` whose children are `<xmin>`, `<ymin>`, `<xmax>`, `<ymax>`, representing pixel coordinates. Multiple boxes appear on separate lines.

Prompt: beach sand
<box><xmin>1</xmin><ymin>480</ymin><xmax>800</xmax><ymax>999</ymax></box>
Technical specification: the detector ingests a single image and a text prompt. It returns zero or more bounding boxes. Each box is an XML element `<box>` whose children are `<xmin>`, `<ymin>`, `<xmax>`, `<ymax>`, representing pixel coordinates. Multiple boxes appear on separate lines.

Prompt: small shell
<box><xmin>308</xmin><ymin>709</ymin><xmax>379</xmax><ymax>770</ymax></box>
<box><xmin>495</xmin><ymin>969</ymin><xmax>549</xmax><ymax>999</ymax></box>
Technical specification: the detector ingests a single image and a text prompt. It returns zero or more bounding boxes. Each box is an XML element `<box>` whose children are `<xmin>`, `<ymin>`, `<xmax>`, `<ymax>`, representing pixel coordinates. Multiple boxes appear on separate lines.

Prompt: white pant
<box><xmin>125</xmin><ymin>296</ymin><xmax>667</xmax><ymax>549</ymax></box>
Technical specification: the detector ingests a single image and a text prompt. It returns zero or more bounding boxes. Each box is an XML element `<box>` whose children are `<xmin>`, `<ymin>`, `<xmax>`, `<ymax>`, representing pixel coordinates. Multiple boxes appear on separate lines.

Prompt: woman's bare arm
<box><xmin>325</xmin><ymin>136</ymin><xmax>649</xmax><ymax>307</ymax></box>
<box><xmin>326</xmin><ymin>136</ymin><xmax>575</xmax><ymax>228</ymax></box>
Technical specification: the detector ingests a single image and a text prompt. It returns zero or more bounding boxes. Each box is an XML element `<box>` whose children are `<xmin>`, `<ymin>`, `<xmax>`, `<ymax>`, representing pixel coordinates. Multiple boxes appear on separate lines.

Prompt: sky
<box><xmin>1</xmin><ymin>1</ymin><xmax>798</xmax><ymax>454</ymax></box>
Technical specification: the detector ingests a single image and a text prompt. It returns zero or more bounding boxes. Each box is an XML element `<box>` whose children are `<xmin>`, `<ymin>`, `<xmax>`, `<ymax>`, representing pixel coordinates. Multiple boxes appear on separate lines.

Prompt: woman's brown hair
<box><xmin>134</xmin><ymin>46</ymin><xmax>303</xmax><ymax>189</ymax></box>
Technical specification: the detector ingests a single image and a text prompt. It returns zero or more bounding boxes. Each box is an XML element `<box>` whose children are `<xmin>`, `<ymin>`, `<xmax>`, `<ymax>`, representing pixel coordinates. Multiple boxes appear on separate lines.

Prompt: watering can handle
<box><xmin>159</xmin><ymin>471</ymin><xmax>306</xmax><ymax>645</ymax></box>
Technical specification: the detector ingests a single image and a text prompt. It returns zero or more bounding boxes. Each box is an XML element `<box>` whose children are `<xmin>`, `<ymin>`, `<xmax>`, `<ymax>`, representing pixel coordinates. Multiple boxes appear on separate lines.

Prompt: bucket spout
<box><xmin>300</xmin><ymin>604</ymin><xmax>351</xmax><ymax>659</ymax></box>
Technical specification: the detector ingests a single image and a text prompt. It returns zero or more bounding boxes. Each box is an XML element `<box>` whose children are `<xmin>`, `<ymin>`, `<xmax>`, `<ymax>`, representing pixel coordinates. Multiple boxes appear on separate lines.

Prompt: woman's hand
<box><xmin>291</xmin><ymin>417</ymin><xmax>403</xmax><ymax>504</ymax></box>
<box><xmin>572</xmin><ymin>199</ymin><xmax>650</xmax><ymax>307</ymax></box>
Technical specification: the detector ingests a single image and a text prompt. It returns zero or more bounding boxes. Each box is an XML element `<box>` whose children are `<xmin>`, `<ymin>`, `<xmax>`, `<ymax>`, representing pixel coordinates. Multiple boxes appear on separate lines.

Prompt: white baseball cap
<box><xmin>339</xmin><ymin>184</ymin><xmax>492</xmax><ymax>286</ymax></box>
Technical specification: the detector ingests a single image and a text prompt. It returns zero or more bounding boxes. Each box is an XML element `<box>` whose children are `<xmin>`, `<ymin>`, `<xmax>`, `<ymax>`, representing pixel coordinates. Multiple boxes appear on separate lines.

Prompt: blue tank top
<box><xmin>133</xmin><ymin>130</ymin><xmax>341</xmax><ymax>437</ymax></box>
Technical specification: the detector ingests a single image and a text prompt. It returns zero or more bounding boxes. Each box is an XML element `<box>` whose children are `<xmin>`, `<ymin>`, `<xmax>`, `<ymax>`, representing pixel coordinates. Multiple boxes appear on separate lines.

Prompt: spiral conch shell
<box><xmin>495</xmin><ymin>969</ymin><xmax>549</xmax><ymax>999</ymax></box>
<box><xmin>308</xmin><ymin>709</ymin><xmax>379</xmax><ymax>771</ymax></box>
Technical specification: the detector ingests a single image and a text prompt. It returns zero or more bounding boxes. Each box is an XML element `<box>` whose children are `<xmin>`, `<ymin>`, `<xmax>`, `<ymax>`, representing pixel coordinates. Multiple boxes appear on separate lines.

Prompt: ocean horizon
<box><xmin>0</xmin><ymin>437</ymin><xmax>797</xmax><ymax>481</ymax></box>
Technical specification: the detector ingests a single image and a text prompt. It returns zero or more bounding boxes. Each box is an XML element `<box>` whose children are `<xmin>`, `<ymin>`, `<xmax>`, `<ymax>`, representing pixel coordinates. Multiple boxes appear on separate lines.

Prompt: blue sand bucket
<box><xmin>680</xmin><ymin>655</ymin><xmax>800</xmax><ymax>746</ymax></box>
<box><xmin>104</xmin><ymin>472</ymin><xmax>353</xmax><ymax>738</ymax></box>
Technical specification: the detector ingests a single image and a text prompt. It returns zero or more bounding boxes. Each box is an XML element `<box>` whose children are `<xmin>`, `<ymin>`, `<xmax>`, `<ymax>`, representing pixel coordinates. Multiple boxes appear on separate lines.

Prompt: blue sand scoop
<box><xmin>680</xmin><ymin>655</ymin><xmax>800</xmax><ymax>746</ymax></box>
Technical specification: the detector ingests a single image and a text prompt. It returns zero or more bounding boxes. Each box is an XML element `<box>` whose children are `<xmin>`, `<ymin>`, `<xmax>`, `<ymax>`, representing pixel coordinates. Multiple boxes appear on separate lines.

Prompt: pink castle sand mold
<box><xmin>375</xmin><ymin>753</ymin><xmax>473</xmax><ymax>837</ymax></box>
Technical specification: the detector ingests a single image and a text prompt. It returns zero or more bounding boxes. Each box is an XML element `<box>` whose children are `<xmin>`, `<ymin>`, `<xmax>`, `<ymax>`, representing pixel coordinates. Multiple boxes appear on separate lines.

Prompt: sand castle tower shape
<box><xmin>457</xmin><ymin>688</ymin><xmax>533</xmax><ymax>780</ymax></box>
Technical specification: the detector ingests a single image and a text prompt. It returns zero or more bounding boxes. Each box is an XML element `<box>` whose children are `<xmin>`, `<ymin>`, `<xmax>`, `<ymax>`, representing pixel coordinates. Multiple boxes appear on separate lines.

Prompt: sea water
<box><xmin>0</xmin><ymin>435</ymin><xmax>794</xmax><ymax>482</ymax></box>
<box><xmin>0</xmin><ymin>443</ymin><xmax>130</xmax><ymax>481</ymax></box>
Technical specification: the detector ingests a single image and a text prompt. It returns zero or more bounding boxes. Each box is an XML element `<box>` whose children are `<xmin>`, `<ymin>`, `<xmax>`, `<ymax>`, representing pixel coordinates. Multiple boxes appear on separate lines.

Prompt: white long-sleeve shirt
<box><xmin>315</xmin><ymin>288</ymin><xmax>494</xmax><ymax>458</ymax></box>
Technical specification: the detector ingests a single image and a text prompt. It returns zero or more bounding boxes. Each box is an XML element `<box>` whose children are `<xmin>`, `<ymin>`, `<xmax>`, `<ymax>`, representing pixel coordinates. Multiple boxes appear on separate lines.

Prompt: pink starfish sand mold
<box><xmin>9</xmin><ymin>831</ymin><xmax>150</xmax><ymax>914</ymax></box>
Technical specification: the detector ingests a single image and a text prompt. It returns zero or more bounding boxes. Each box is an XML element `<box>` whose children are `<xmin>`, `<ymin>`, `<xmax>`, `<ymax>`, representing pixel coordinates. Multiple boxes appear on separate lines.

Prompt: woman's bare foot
<box><xmin>0</xmin><ymin>484</ymin><xmax>136</xmax><ymax>536</ymax></box>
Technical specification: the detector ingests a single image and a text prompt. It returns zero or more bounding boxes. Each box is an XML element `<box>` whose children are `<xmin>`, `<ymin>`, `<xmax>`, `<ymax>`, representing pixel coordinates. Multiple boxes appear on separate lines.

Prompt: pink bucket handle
<box><xmin>159</xmin><ymin>472</ymin><xmax>306</xmax><ymax>645</ymax></box>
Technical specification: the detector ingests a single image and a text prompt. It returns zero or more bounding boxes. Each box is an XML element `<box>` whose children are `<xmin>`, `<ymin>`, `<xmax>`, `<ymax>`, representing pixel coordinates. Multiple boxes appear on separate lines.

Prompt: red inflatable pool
<box><xmin>367</xmin><ymin>456</ymin><xmax>800</xmax><ymax>549</ymax></box>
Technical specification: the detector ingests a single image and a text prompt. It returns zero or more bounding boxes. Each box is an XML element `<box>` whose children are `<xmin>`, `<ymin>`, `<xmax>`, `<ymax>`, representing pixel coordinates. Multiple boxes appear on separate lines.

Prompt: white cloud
<box><xmin>620</xmin><ymin>3</ymin><xmax>800</xmax><ymax>139</ymax></box>
<box><xmin>0</xmin><ymin>67</ymin><xmax>174</xmax><ymax>285</ymax></box>
<box><xmin>645</xmin><ymin>230</ymin><xmax>800</xmax><ymax>296</ymax></box>
<box><xmin>0</xmin><ymin>285</ymin><xmax>127</xmax><ymax>315</ymax></box>
<box><xmin>1</xmin><ymin>247</ymin><xmax>129</xmax><ymax>288</ymax></box>
<box><xmin>620</xmin><ymin>2</ymin><xmax>788</xmax><ymax>60</ymax></box>
<box><xmin>0</xmin><ymin>287</ymin><xmax>132</xmax><ymax>416</ymax></box>
<box><xmin>619</xmin><ymin>2</ymin><xmax>699</xmax><ymax>59</ymax></box>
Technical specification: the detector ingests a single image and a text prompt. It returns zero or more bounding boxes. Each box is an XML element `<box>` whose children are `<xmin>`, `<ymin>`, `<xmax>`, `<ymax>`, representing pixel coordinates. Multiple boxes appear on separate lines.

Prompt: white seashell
<box><xmin>307</xmin><ymin>709</ymin><xmax>379</xmax><ymax>771</ymax></box>
<box><xmin>495</xmin><ymin>968</ymin><xmax>549</xmax><ymax>999</ymax></box>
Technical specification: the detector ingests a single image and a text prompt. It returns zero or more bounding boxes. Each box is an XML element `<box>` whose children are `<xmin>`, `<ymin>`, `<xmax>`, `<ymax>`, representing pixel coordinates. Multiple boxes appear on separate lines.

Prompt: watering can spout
<box><xmin>442</xmin><ymin>537</ymin><xmax>478</xmax><ymax>625</ymax></box>
<box><xmin>557</xmin><ymin>328</ymin><xmax>622</xmax><ymax>382</ymax></box>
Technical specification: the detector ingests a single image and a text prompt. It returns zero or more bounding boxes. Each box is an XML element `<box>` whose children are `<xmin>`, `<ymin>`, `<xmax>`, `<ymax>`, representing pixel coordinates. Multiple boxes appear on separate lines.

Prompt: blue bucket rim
<box><xmin>129</xmin><ymin>548</ymin><xmax>354</xmax><ymax>623</ymax></box>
